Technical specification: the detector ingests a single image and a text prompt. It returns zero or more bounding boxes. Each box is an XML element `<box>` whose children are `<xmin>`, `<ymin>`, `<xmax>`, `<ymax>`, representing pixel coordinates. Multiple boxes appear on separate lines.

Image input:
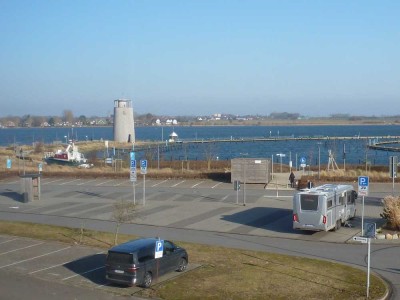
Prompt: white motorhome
<box><xmin>293</xmin><ymin>184</ymin><xmax>357</xmax><ymax>231</ymax></box>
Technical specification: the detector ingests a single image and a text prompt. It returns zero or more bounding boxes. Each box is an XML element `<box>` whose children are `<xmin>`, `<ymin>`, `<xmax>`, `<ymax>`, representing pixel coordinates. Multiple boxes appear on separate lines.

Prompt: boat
<box><xmin>44</xmin><ymin>142</ymin><xmax>89</xmax><ymax>166</ymax></box>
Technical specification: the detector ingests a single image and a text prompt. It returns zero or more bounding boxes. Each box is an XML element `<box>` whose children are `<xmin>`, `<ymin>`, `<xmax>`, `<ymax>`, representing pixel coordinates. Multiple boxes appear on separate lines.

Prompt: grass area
<box><xmin>0</xmin><ymin>221</ymin><xmax>387</xmax><ymax>299</ymax></box>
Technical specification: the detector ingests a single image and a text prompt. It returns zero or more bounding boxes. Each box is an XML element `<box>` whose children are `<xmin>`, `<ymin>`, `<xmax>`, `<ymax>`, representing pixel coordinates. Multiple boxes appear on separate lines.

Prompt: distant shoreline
<box><xmin>1</xmin><ymin>120</ymin><xmax>399</xmax><ymax>129</ymax></box>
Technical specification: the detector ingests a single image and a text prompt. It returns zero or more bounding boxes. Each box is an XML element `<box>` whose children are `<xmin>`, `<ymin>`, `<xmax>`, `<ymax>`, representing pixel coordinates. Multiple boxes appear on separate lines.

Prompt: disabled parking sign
<box><xmin>155</xmin><ymin>240</ymin><xmax>164</xmax><ymax>259</ymax></box>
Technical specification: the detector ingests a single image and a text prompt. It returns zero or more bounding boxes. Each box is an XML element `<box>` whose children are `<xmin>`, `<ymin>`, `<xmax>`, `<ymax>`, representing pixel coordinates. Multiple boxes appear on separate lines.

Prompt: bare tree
<box><xmin>112</xmin><ymin>199</ymin><xmax>136</xmax><ymax>245</ymax></box>
<box><xmin>63</xmin><ymin>110</ymin><xmax>74</xmax><ymax>124</ymax></box>
<box><xmin>204</xmin><ymin>143</ymin><xmax>217</xmax><ymax>171</ymax></box>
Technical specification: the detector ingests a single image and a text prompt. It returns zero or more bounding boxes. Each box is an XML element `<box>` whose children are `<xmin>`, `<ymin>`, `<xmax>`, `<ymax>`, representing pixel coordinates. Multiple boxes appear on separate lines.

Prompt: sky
<box><xmin>0</xmin><ymin>0</ymin><xmax>399</xmax><ymax>117</ymax></box>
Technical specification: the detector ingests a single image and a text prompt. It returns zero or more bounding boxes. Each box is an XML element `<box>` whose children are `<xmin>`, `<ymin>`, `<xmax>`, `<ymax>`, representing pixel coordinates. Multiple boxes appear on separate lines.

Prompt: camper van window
<box><xmin>347</xmin><ymin>193</ymin><xmax>354</xmax><ymax>204</ymax></box>
<box><xmin>300</xmin><ymin>194</ymin><xmax>319</xmax><ymax>211</ymax></box>
<box><xmin>339</xmin><ymin>195</ymin><xmax>344</xmax><ymax>205</ymax></box>
<box><xmin>327</xmin><ymin>199</ymin><xmax>333</xmax><ymax>208</ymax></box>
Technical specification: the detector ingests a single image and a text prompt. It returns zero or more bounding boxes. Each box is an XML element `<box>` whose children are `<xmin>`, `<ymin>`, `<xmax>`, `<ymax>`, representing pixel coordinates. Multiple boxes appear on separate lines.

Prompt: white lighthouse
<box><xmin>113</xmin><ymin>99</ymin><xmax>135</xmax><ymax>143</ymax></box>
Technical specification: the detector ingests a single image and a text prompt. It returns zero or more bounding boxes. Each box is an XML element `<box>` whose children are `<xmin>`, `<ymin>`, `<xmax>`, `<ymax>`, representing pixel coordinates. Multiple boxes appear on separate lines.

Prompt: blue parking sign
<box><xmin>358</xmin><ymin>176</ymin><xmax>369</xmax><ymax>196</ymax></box>
<box><xmin>358</xmin><ymin>176</ymin><xmax>369</xmax><ymax>187</ymax></box>
<box><xmin>130</xmin><ymin>160</ymin><xmax>136</xmax><ymax>168</ymax></box>
<box><xmin>140</xmin><ymin>160</ymin><xmax>147</xmax><ymax>174</ymax></box>
<box><xmin>155</xmin><ymin>240</ymin><xmax>164</xmax><ymax>259</ymax></box>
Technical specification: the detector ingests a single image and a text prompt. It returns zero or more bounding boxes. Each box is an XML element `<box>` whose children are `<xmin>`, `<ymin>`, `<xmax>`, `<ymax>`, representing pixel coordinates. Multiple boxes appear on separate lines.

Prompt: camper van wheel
<box><xmin>335</xmin><ymin>220</ymin><xmax>341</xmax><ymax>231</ymax></box>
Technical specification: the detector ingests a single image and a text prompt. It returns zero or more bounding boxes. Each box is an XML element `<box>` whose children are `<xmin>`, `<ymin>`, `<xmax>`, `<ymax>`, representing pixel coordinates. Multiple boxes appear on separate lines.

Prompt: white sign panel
<box><xmin>353</xmin><ymin>236</ymin><xmax>368</xmax><ymax>243</ymax></box>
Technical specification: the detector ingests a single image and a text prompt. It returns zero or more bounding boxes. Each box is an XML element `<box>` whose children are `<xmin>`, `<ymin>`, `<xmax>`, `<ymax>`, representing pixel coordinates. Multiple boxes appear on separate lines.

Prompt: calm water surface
<box><xmin>1</xmin><ymin>125</ymin><xmax>400</xmax><ymax>166</ymax></box>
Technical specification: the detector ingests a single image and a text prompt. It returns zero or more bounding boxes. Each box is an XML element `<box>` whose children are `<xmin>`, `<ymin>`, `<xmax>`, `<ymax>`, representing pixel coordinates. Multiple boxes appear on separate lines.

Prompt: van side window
<box><xmin>338</xmin><ymin>195</ymin><xmax>344</xmax><ymax>205</ymax></box>
<box><xmin>327</xmin><ymin>199</ymin><xmax>333</xmax><ymax>208</ymax></box>
<box><xmin>163</xmin><ymin>241</ymin><xmax>175</xmax><ymax>255</ymax></box>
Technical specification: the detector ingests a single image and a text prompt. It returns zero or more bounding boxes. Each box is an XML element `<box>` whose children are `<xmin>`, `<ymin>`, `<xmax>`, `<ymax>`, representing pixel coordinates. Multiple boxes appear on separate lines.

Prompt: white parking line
<box><xmin>0</xmin><ymin>242</ymin><xmax>44</xmax><ymax>255</ymax></box>
<box><xmin>191</xmin><ymin>181</ymin><xmax>204</xmax><ymax>188</ymax></box>
<box><xmin>152</xmin><ymin>180</ymin><xmax>168</xmax><ymax>187</ymax></box>
<box><xmin>62</xmin><ymin>266</ymin><xmax>105</xmax><ymax>281</ymax></box>
<box><xmin>114</xmin><ymin>180</ymin><xmax>128</xmax><ymax>186</ymax></box>
<box><xmin>59</xmin><ymin>179</ymin><xmax>81</xmax><ymax>185</ymax></box>
<box><xmin>5</xmin><ymin>180</ymin><xmax>19</xmax><ymax>184</ymax></box>
<box><xmin>77</xmin><ymin>179</ymin><xmax>97</xmax><ymax>186</ymax></box>
<box><xmin>0</xmin><ymin>238</ymin><xmax>19</xmax><ymax>245</ymax></box>
<box><xmin>171</xmin><ymin>180</ymin><xmax>185</xmax><ymax>187</ymax></box>
<box><xmin>95</xmin><ymin>180</ymin><xmax>114</xmax><ymax>186</ymax></box>
<box><xmin>0</xmin><ymin>246</ymin><xmax>71</xmax><ymax>269</ymax></box>
<box><xmin>43</xmin><ymin>179</ymin><xmax>64</xmax><ymax>185</ymax></box>
<box><xmin>221</xmin><ymin>195</ymin><xmax>229</xmax><ymax>201</ymax></box>
<box><xmin>212</xmin><ymin>182</ymin><xmax>223</xmax><ymax>189</ymax></box>
<box><xmin>29</xmin><ymin>258</ymin><xmax>74</xmax><ymax>274</ymax></box>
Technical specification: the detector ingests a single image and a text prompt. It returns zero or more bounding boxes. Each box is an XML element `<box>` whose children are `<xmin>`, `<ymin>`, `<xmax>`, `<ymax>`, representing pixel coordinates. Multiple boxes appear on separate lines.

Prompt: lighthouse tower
<box><xmin>113</xmin><ymin>99</ymin><xmax>135</xmax><ymax>143</ymax></box>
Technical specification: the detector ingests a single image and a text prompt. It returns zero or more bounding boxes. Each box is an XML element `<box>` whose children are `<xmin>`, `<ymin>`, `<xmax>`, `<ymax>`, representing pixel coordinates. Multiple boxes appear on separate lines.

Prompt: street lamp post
<box><xmin>317</xmin><ymin>142</ymin><xmax>322</xmax><ymax>181</ymax></box>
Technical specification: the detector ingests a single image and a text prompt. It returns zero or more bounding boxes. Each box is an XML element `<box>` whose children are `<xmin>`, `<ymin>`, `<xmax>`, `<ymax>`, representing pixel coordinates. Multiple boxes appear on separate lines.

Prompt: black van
<box><xmin>105</xmin><ymin>238</ymin><xmax>188</xmax><ymax>288</ymax></box>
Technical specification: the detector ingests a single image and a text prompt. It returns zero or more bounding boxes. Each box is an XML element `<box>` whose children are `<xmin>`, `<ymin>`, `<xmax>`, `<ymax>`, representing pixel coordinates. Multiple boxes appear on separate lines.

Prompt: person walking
<box><xmin>289</xmin><ymin>171</ymin><xmax>295</xmax><ymax>188</ymax></box>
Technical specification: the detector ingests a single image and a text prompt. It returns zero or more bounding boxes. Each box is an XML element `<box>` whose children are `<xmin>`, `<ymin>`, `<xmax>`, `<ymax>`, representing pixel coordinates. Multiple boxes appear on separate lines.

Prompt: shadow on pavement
<box><xmin>64</xmin><ymin>253</ymin><xmax>107</xmax><ymax>285</ymax></box>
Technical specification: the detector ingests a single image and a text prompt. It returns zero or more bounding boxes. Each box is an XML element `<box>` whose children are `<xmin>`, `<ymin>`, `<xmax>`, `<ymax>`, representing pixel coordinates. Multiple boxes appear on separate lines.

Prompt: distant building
<box><xmin>113</xmin><ymin>99</ymin><xmax>135</xmax><ymax>143</ymax></box>
<box><xmin>168</xmin><ymin>131</ymin><xmax>179</xmax><ymax>143</ymax></box>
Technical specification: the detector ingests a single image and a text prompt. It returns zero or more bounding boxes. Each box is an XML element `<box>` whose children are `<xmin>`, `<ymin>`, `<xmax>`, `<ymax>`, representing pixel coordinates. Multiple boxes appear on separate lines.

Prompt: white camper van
<box><xmin>293</xmin><ymin>184</ymin><xmax>357</xmax><ymax>231</ymax></box>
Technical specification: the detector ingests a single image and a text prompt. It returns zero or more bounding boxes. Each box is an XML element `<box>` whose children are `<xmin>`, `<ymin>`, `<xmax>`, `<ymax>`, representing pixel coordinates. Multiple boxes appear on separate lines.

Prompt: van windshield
<box><xmin>300</xmin><ymin>194</ymin><xmax>319</xmax><ymax>211</ymax></box>
<box><xmin>107</xmin><ymin>252</ymin><xmax>133</xmax><ymax>264</ymax></box>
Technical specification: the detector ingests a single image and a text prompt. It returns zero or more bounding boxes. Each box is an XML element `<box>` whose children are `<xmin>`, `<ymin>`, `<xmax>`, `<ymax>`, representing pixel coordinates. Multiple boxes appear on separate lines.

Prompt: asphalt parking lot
<box><xmin>0</xmin><ymin>175</ymin><xmax>386</xmax><ymax>244</ymax></box>
<box><xmin>0</xmin><ymin>234</ymin><xmax>195</xmax><ymax>298</ymax></box>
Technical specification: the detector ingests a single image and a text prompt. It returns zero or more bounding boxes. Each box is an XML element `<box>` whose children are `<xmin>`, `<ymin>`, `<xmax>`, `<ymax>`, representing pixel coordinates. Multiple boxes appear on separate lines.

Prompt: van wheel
<box><xmin>335</xmin><ymin>220</ymin><xmax>341</xmax><ymax>231</ymax></box>
<box><xmin>142</xmin><ymin>272</ymin><xmax>152</xmax><ymax>288</ymax></box>
<box><xmin>177</xmin><ymin>258</ymin><xmax>188</xmax><ymax>272</ymax></box>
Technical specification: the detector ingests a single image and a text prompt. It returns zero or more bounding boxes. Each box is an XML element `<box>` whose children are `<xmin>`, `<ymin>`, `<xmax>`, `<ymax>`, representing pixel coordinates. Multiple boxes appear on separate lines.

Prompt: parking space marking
<box><xmin>5</xmin><ymin>180</ymin><xmax>19</xmax><ymax>184</ymax></box>
<box><xmin>43</xmin><ymin>179</ymin><xmax>64</xmax><ymax>185</ymax></box>
<box><xmin>221</xmin><ymin>195</ymin><xmax>229</xmax><ymax>201</ymax></box>
<box><xmin>152</xmin><ymin>180</ymin><xmax>168</xmax><ymax>187</ymax></box>
<box><xmin>114</xmin><ymin>180</ymin><xmax>128</xmax><ymax>186</ymax></box>
<box><xmin>77</xmin><ymin>179</ymin><xmax>97</xmax><ymax>186</ymax></box>
<box><xmin>0</xmin><ymin>238</ymin><xmax>19</xmax><ymax>245</ymax></box>
<box><xmin>29</xmin><ymin>259</ymin><xmax>75</xmax><ymax>274</ymax></box>
<box><xmin>95</xmin><ymin>180</ymin><xmax>114</xmax><ymax>186</ymax></box>
<box><xmin>62</xmin><ymin>266</ymin><xmax>105</xmax><ymax>281</ymax></box>
<box><xmin>0</xmin><ymin>246</ymin><xmax>71</xmax><ymax>269</ymax></box>
<box><xmin>59</xmin><ymin>179</ymin><xmax>81</xmax><ymax>185</ymax></box>
<box><xmin>0</xmin><ymin>242</ymin><xmax>44</xmax><ymax>255</ymax></box>
<box><xmin>212</xmin><ymin>182</ymin><xmax>223</xmax><ymax>189</ymax></box>
<box><xmin>191</xmin><ymin>181</ymin><xmax>204</xmax><ymax>188</ymax></box>
<box><xmin>172</xmin><ymin>180</ymin><xmax>185</xmax><ymax>187</ymax></box>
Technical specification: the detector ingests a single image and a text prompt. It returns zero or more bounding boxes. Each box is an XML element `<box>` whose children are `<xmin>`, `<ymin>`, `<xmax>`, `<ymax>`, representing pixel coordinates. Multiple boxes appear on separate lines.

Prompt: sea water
<box><xmin>1</xmin><ymin>125</ymin><xmax>400</xmax><ymax>166</ymax></box>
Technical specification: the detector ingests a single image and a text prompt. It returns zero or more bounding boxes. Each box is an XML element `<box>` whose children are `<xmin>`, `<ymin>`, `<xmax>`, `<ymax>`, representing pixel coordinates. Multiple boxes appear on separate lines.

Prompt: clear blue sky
<box><xmin>0</xmin><ymin>0</ymin><xmax>399</xmax><ymax>117</ymax></box>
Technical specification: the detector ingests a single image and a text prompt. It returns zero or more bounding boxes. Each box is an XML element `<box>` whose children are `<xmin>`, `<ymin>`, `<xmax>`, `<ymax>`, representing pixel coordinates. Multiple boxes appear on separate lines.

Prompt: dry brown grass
<box><xmin>381</xmin><ymin>196</ymin><xmax>400</xmax><ymax>230</ymax></box>
<box><xmin>0</xmin><ymin>221</ymin><xmax>387</xmax><ymax>299</ymax></box>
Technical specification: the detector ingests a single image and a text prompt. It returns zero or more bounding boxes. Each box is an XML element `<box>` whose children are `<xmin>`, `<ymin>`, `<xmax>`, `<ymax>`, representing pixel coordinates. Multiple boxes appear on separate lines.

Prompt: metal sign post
<box><xmin>130</xmin><ymin>152</ymin><xmax>137</xmax><ymax>205</ymax></box>
<box><xmin>358</xmin><ymin>176</ymin><xmax>369</xmax><ymax>236</ymax></box>
<box><xmin>352</xmin><ymin>236</ymin><xmax>371</xmax><ymax>298</ymax></box>
<box><xmin>234</xmin><ymin>180</ymin><xmax>241</xmax><ymax>205</ymax></box>
<box><xmin>140</xmin><ymin>160</ymin><xmax>148</xmax><ymax>206</ymax></box>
